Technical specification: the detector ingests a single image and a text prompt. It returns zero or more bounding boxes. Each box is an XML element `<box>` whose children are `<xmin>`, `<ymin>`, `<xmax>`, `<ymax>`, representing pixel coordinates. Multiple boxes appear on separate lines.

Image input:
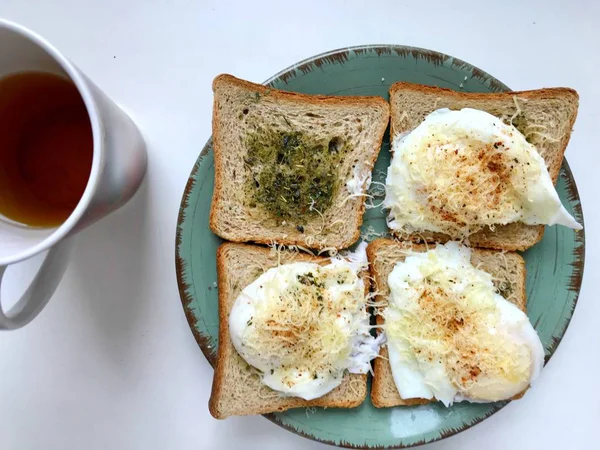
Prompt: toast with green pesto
<box><xmin>209</xmin><ymin>74</ymin><xmax>389</xmax><ymax>250</ymax></box>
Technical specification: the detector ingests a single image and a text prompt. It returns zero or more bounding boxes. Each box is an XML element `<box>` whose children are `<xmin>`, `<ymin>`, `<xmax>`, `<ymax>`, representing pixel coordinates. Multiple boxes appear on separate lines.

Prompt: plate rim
<box><xmin>175</xmin><ymin>44</ymin><xmax>586</xmax><ymax>449</ymax></box>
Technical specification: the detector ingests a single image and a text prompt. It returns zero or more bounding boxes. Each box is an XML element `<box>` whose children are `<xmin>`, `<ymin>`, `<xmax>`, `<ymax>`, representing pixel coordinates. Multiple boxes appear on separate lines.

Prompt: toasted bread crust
<box><xmin>215</xmin><ymin>74</ymin><xmax>390</xmax><ymax>108</ymax></box>
<box><xmin>394</xmin><ymin>226</ymin><xmax>545</xmax><ymax>253</ymax></box>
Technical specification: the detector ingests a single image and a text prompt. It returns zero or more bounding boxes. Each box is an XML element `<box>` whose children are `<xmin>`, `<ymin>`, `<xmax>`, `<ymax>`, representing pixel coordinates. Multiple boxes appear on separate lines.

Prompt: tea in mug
<box><xmin>0</xmin><ymin>71</ymin><xmax>93</xmax><ymax>228</ymax></box>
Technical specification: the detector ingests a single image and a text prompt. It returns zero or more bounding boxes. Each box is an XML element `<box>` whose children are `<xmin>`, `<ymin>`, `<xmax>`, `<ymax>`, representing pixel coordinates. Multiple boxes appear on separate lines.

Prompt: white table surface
<box><xmin>1</xmin><ymin>1</ymin><xmax>598</xmax><ymax>449</ymax></box>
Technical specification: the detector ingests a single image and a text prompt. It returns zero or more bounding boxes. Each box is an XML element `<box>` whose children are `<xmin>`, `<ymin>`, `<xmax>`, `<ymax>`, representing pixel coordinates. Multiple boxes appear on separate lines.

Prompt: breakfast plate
<box><xmin>175</xmin><ymin>45</ymin><xmax>585</xmax><ymax>448</ymax></box>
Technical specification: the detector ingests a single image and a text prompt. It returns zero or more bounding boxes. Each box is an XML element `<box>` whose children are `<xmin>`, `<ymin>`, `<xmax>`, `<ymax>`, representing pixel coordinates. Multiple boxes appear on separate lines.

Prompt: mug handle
<box><xmin>0</xmin><ymin>237</ymin><xmax>75</xmax><ymax>330</ymax></box>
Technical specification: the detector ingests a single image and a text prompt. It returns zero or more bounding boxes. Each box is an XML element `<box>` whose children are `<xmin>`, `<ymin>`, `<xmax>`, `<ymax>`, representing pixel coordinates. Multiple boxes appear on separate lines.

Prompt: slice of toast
<box><xmin>388</xmin><ymin>82</ymin><xmax>579</xmax><ymax>251</ymax></box>
<box><xmin>209</xmin><ymin>242</ymin><xmax>369</xmax><ymax>419</ymax></box>
<box><xmin>367</xmin><ymin>238</ymin><xmax>527</xmax><ymax>408</ymax></box>
<box><xmin>209</xmin><ymin>74</ymin><xmax>389</xmax><ymax>250</ymax></box>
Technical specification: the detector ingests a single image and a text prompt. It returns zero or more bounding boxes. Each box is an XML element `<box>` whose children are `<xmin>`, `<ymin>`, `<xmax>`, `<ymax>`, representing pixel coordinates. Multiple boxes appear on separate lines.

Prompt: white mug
<box><xmin>0</xmin><ymin>20</ymin><xmax>147</xmax><ymax>330</ymax></box>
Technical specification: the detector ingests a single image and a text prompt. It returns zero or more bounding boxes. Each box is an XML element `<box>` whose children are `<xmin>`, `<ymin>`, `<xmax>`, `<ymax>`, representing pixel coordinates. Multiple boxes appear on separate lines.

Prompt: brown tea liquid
<box><xmin>0</xmin><ymin>71</ymin><xmax>93</xmax><ymax>228</ymax></box>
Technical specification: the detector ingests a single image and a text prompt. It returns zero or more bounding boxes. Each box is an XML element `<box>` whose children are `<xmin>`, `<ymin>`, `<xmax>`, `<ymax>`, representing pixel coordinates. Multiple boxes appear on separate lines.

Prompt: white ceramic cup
<box><xmin>0</xmin><ymin>20</ymin><xmax>147</xmax><ymax>330</ymax></box>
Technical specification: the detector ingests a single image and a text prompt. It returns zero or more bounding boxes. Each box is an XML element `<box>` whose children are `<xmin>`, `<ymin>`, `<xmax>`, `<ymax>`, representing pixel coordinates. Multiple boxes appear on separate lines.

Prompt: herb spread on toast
<box><xmin>244</xmin><ymin>129</ymin><xmax>347</xmax><ymax>223</ymax></box>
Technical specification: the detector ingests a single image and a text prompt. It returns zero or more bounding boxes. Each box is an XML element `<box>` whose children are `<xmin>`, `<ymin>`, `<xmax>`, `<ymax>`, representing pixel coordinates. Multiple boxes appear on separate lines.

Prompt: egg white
<box><xmin>229</xmin><ymin>243</ymin><xmax>381</xmax><ymax>400</ymax></box>
<box><xmin>384</xmin><ymin>108</ymin><xmax>581</xmax><ymax>234</ymax></box>
<box><xmin>384</xmin><ymin>242</ymin><xmax>545</xmax><ymax>406</ymax></box>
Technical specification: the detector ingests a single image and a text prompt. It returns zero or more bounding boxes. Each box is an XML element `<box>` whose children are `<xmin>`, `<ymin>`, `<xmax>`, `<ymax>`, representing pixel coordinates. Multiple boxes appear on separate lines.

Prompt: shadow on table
<box><xmin>223</xmin><ymin>415</ymin><xmax>325</xmax><ymax>448</ymax></box>
<box><xmin>68</xmin><ymin>178</ymin><xmax>151</xmax><ymax>369</ymax></box>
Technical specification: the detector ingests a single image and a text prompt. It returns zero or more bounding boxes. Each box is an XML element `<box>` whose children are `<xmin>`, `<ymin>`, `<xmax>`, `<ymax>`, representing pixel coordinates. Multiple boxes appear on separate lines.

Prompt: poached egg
<box><xmin>384</xmin><ymin>108</ymin><xmax>581</xmax><ymax>237</ymax></box>
<box><xmin>384</xmin><ymin>242</ymin><xmax>544</xmax><ymax>406</ymax></box>
<box><xmin>229</xmin><ymin>243</ymin><xmax>381</xmax><ymax>400</ymax></box>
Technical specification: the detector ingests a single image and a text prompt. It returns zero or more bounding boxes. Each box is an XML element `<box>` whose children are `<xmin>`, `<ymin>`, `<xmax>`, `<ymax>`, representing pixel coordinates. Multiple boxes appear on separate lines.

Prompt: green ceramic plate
<box><xmin>176</xmin><ymin>45</ymin><xmax>585</xmax><ymax>448</ymax></box>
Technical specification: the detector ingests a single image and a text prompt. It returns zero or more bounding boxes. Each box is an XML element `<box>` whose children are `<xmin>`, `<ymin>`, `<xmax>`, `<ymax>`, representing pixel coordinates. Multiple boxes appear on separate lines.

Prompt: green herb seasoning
<box><xmin>507</xmin><ymin>115</ymin><xmax>532</xmax><ymax>143</ymax></box>
<box><xmin>244</xmin><ymin>129</ymin><xmax>345</xmax><ymax>222</ymax></box>
<box><xmin>497</xmin><ymin>281</ymin><xmax>514</xmax><ymax>299</ymax></box>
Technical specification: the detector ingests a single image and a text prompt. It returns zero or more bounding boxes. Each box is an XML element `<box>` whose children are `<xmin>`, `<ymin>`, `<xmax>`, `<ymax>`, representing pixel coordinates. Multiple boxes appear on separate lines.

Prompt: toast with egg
<box><xmin>209</xmin><ymin>74</ymin><xmax>389</xmax><ymax>250</ymax></box>
<box><xmin>367</xmin><ymin>238</ymin><xmax>530</xmax><ymax>408</ymax></box>
<box><xmin>388</xmin><ymin>82</ymin><xmax>579</xmax><ymax>251</ymax></box>
<box><xmin>209</xmin><ymin>242</ymin><xmax>370</xmax><ymax>419</ymax></box>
